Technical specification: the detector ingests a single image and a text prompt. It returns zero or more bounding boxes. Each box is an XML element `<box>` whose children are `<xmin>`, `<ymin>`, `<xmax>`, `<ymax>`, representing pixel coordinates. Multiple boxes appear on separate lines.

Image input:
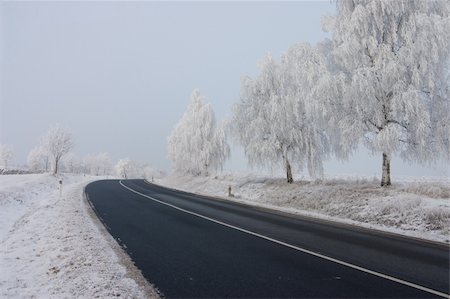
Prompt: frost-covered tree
<box><xmin>324</xmin><ymin>0</ymin><xmax>450</xmax><ymax>186</ymax></box>
<box><xmin>84</xmin><ymin>152</ymin><xmax>113</xmax><ymax>176</ymax></box>
<box><xmin>115</xmin><ymin>158</ymin><xmax>141</xmax><ymax>179</ymax></box>
<box><xmin>283</xmin><ymin>43</ymin><xmax>332</xmax><ymax>179</ymax></box>
<box><xmin>41</xmin><ymin>124</ymin><xmax>74</xmax><ymax>174</ymax></box>
<box><xmin>232</xmin><ymin>55</ymin><xmax>296</xmax><ymax>182</ymax></box>
<box><xmin>167</xmin><ymin>89</ymin><xmax>230</xmax><ymax>175</ymax></box>
<box><xmin>27</xmin><ymin>146</ymin><xmax>49</xmax><ymax>172</ymax></box>
<box><xmin>95</xmin><ymin>152</ymin><xmax>113</xmax><ymax>175</ymax></box>
<box><xmin>0</xmin><ymin>144</ymin><xmax>14</xmax><ymax>171</ymax></box>
<box><xmin>142</xmin><ymin>164</ymin><xmax>165</xmax><ymax>181</ymax></box>
<box><xmin>232</xmin><ymin>46</ymin><xmax>330</xmax><ymax>183</ymax></box>
<box><xmin>62</xmin><ymin>152</ymin><xmax>82</xmax><ymax>174</ymax></box>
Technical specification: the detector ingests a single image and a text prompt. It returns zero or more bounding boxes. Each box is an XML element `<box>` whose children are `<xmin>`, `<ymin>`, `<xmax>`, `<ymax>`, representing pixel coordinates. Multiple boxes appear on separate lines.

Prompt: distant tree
<box><xmin>167</xmin><ymin>89</ymin><xmax>230</xmax><ymax>175</ymax></box>
<box><xmin>84</xmin><ymin>152</ymin><xmax>113</xmax><ymax>176</ymax></box>
<box><xmin>27</xmin><ymin>146</ymin><xmax>49</xmax><ymax>172</ymax></box>
<box><xmin>115</xmin><ymin>158</ymin><xmax>141</xmax><ymax>179</ymax></box>
<box><xmin>83</xmin><ymin>154</ymin><xmax>96</xmax><ymax>175</ymax></box>
<box><xmin>0</xmin><ymin>144</ymin><xmax>14</xmax><ymax>171</ymax></box>
<box><xmin>41</xmin><ymin>124</ymin><xmax>74</xmax><ymax>174</ymax></box>
<box><xmin>231</xmin><ymin>46</ymin><xmax>331</xmax><ymax>183</ymax></box>
<box><xmin>323</xmin><ymin>0</ymin><xmax>450</xmax><ymax>186</ymax></box>
<box><xmin>96</xmin><ymin>152</ymin><xmax>113</xmax><ymax>175</ymax></box>
<box><xmin>142</xmin><ymin>164</ymin><xmax>165</xmax><ymax>181</ymax></box>
<box><xmin>62</xmin><ymin>152</ymin><xmax>81</xmax><ymax>174</ymax></box>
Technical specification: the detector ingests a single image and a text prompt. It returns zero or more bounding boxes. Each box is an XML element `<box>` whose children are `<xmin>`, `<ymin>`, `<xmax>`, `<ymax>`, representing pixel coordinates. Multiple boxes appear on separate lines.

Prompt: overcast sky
<box><xmin>0</xmin><ymin>1</ymin><xmax>448</xmax><ymax>178</ymax></box>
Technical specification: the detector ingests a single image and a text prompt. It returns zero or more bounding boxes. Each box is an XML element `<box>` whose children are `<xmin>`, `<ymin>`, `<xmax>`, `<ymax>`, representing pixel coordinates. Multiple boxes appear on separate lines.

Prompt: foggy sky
<box><xmin>0</xmin><ymin>1</ymin><xmax>448</xmax><ymax>178</ymax></box>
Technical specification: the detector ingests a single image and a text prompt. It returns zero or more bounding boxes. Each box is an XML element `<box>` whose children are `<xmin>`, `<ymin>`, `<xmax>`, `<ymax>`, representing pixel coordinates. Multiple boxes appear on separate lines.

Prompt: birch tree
<box><xmin>324</xmin><ymin>0</ymin><xmax>450</xmax><ymax>186</ymax></box>
<box><xmin>41</xmin><ymin>124</ymin><xmax>74</xmax><ymax>174</ymax></box>
<box><xmin>283</xmin><ymin>43</ymin><xmax>332</xmax><ymax>179</ymax></box>
<box><xmin>232</xmin><ymin>46</ymin><xmax>331</xmax><ymax>183</ymax></box>
<box><xmin>232</xmin><ymin>55</ymin><xmax>296</xmax><ymax>182</ymax></box>
<box><xmin>167</xmin><ymin>89</ymin><xmax>230</xmax><ymax>175</ymax></box>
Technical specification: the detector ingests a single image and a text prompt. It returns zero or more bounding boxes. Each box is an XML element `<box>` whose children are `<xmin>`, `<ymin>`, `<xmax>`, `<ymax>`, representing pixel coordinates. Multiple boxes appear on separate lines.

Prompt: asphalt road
<box><xmin>85</xmin><ymin>179</ymin><xmax>450</xmax><ymax>298</ymax></box>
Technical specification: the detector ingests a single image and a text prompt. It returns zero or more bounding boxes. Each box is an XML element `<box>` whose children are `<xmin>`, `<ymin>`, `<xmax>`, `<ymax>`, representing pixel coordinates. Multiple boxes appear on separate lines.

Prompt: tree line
<box><xmin>1</xmin><ymin>124</ymin><xmax>160</xmax><ymax>179</ymax></box>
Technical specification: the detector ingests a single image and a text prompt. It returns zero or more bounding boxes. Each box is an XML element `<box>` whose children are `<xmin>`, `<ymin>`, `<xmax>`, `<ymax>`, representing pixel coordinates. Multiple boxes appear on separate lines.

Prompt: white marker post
<box><xmin>59</xmin><ymin>179</ymin><xmax>62</xmax><ymax>198</ymax></box>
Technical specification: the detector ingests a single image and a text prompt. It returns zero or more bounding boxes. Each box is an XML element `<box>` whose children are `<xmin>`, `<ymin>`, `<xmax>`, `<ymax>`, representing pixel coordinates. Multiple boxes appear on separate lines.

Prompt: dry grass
<box><xmin>425</xmin><ymin>208</ymin><xmax>450</xmax><ymax>230</ymax></box>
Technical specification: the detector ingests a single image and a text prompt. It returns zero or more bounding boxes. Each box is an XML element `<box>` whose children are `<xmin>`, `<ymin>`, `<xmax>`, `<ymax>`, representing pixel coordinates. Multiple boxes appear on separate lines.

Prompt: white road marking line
<box><xmin>119</xmin><ymin>180</ymin><xmax>450</xmax><ymax>299</ymax></box>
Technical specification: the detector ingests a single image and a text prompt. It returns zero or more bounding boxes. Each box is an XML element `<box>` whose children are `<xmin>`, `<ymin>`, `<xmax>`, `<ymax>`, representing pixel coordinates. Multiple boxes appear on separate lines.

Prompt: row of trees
<box><xmin>168</xmin><ymin>0</ymin><xmax>450</xmax><ymax>186</ymax></box>
<box><xmin>2</xmin><ymin>124</ymin><xmax>158</xmax><ymax>179</ymax></box>
<box><xmin>1</xmin><ymin>125</ymin><xmax>74</xmax><ymax>174</ymax></box>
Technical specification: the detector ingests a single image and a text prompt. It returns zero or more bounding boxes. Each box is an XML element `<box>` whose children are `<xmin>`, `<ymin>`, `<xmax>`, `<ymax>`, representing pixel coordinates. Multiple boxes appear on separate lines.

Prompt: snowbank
<box><xmin>158</xmin><ymin>173</ymin><xmax>450</xmax><ymax>244</ymax></box>
<box><xmin>0</xmin><ymin>174</ymin><xmax>158</xmax><ymax>298</ymax></box>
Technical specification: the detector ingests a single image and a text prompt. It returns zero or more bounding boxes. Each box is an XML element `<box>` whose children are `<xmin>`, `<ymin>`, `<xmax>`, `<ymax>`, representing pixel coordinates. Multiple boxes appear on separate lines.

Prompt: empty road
<box><xmin>85</xmin><ymin>179</ymin><xmax>450</xmax><ymax>298</ymax></box>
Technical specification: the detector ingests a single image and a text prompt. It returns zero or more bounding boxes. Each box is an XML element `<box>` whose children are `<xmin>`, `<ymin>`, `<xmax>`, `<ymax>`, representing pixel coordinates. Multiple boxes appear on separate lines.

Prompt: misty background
<box><xmin>0</xmin><ymin>1</ymin><xmax>448</xmax><ymax>177</ymax></box>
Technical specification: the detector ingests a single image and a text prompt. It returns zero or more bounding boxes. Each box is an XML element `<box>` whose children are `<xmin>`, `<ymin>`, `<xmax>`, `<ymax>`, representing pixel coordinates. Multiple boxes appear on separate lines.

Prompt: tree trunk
<box><xmin>54</xmin><ymin>158</ymin><xmax>58</xmax><ymax>175</ymax></box>
<box><xmin>381</xmin><ymin>153</ymin><xmax>391</xmax><ymax>187</ymax></box>
<box><xmin>285</xmin><ymin>158</ymin><xmax>293</xmax><ymax>184</ymax></box>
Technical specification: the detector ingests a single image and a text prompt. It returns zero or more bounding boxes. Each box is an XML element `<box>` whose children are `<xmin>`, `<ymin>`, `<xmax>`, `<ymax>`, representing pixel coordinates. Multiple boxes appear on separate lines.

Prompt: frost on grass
<box><xmin>159</xmin><ymin>173</ymin><xmax>450</xmax><ymax>243</ymax></box>
<box><xmin>0</xmin><ymin>174</ymin><xmax>157</xmax><ymax>298</ymax></box>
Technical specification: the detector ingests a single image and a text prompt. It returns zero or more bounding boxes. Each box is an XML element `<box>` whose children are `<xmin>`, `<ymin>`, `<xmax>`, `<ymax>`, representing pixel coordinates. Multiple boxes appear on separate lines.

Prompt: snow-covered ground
<box><xmin>0</xmin><ymin>173</ymin><xmax>158</xmax><ymax>298</ymax></box>
<box><xmin>158</xmin><ymin>173</ymin><xmax>450</xmax><ymax>244</ymax></box>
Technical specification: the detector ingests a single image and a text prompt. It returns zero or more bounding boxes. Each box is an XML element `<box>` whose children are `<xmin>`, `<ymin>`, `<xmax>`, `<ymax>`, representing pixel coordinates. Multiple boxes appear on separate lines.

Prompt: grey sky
<box><xmin>0</xmin><ymin>1</ymin><xmax>447</xmax><ymax>178</ymax></box>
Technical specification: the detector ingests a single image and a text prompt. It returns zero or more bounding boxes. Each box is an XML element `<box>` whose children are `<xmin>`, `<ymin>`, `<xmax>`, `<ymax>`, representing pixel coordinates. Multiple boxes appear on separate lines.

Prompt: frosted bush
<box><xmin>425</xmin><ymin>208</ymin><xmax>450</xmax><ymax>230</ymax></box>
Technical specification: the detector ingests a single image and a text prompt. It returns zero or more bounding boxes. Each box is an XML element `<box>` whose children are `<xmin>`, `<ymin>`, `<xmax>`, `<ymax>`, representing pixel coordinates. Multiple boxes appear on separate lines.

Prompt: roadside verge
<box><xmin>0</xmin><ymin>174</ymin><xmax>158</xmax><ymax>298</ymax></box>
<box><xmin>154</xmin><ymin>173</ymin><xmax>450</xmax><ymax>245</ymax></box>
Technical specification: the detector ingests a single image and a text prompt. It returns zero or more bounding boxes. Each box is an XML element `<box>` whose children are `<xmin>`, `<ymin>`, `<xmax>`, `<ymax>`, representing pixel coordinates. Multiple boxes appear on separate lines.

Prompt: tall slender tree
<box><xmin>232</xmin><ymin>54</ymin><xmax>294</xmax><ymax>182</ymax></box>
<box><xmin>232</xmin><ymin>45</ymin><xmax>331</xmax><ymax>183</ymax></box>
<box><xmin>167</xmin><ymin>89</ymin><xmax>230</xmax><ymax>175</ymax></box>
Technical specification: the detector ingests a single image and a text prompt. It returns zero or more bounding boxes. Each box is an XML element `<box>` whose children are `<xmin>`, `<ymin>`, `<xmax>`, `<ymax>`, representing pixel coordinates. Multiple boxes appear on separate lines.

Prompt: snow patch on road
<box><xmin>158</xmin><ymin>173</ymin><xmax>450</xmax><ymax>244</ymax></box>
<box><xmin>0</xmin><ymin>174</ymin><xmax>158</xmax><ymax>298</ymax></box>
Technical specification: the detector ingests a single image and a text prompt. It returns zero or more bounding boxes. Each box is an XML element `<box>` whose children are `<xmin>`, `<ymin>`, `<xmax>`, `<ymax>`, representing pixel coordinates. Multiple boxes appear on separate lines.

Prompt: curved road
<box><xmin>85</xmin><ymin>179</ymin><xmax>450</xmax><ymax>298</ymax></box>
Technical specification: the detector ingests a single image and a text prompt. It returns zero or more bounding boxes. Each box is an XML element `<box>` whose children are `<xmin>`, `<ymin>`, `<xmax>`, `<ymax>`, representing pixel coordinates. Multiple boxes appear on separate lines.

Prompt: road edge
<box><xmin>83</xmin><ymin>181</ymin><xmax>161</xmax><ymax>299</ymax></box>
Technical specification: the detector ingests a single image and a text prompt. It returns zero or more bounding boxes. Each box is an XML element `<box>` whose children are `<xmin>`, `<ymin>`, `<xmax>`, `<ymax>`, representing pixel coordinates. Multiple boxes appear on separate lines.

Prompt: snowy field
<box><xmin>0</xmin><ymin>174</ymin><xmax>157</xmax><ymax>298</ymax></box>
<box><xmin>158</xmin><ymin>173</ymin><xmax>450</xmax><ymax>244</ymax></box>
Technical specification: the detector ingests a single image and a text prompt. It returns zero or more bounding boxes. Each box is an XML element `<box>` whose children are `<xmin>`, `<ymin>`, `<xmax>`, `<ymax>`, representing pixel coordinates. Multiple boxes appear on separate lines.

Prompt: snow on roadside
<box><xmin>0</xmin><ymin>174</ymin><xmax>158</xmax><ymax>298</ymax></box>
<box><xmin>158</xmin><ymin>173</ymin><xmax>450</xmax><ymax>244</ymax></box>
